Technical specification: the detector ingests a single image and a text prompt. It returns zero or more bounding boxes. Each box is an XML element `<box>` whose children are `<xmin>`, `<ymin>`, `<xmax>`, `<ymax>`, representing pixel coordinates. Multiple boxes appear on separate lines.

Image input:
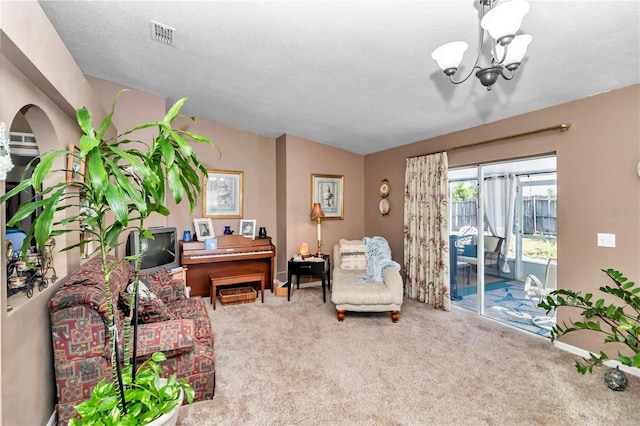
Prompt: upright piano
<box><xmin>180</xmin><ymin>235</ymin><xmax>276</xmax><ymax>302</ymax></box>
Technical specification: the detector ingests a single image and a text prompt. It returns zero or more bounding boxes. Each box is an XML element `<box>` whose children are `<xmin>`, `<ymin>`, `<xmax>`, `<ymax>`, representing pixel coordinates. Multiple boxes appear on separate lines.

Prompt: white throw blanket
<box><xmin>363</xmin><ymin>236</ymin><xmax>400</xmax><ymax>282</ymax></box>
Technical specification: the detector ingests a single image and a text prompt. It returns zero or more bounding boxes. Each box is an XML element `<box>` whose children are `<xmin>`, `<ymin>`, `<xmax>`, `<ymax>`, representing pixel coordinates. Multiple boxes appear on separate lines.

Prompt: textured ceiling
<box><xmin>37</xmin><ymin>1</ymin><xmax>640</xmax><ymax>155</ymax></box>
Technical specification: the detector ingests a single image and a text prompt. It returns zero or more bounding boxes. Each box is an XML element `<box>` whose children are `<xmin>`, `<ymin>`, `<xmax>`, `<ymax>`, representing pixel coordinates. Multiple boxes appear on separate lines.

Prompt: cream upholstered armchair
<box><xmin>330</xmin><ymin>237</ymin><xmax>404</xmax><ymax>322</ymax></box>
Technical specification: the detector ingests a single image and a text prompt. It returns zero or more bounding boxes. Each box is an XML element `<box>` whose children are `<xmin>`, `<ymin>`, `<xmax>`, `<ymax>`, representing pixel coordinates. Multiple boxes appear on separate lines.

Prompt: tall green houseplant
<box><xmin>539</xmin><ymin>268</ymin><xmax>640</xmax><ymax>374</ymax></box>
<box><xmin>0</xmin><ymin>91</ymin><xmax>218</xmax><ymax>422</ymax></box>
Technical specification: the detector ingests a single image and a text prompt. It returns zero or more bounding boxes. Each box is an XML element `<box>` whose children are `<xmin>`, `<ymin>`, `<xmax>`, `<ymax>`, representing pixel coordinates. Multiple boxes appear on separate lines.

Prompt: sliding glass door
<box><xmin>448</xmin><ymin>170</ymin><xmax>483</xmax><ymax>313</ymax></box>
<box><xmin>449</xmin><ymin>156</ymin><xmax>557</xmax><ymax>336</ymax></box>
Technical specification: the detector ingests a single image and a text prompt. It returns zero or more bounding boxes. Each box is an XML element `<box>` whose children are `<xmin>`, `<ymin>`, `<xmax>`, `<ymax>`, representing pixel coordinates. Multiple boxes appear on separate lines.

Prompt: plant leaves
<box><xmin>76</xmin><ymin>107</ymin><xmax>95</xmax><ymax>140</ymax></box>
<box><xmin>104</xmin><ymin>184</ymin><xmax>128</xmax><ymax>225</ymax></box>
<box><xmin>164</xmin><ymin>97</ymin><xmax>187</xmax><ymax>124</ymax></box>
<box><xmin>86</xmin><ymin>149</ymin><xmax>109</xmax><ymax>196</ymax></box>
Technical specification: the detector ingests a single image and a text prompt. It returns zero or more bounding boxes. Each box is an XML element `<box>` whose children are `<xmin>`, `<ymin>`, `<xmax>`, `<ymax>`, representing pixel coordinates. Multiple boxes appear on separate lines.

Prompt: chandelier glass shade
<box><xmin>431</xmin><ymin>0</ymin><xmax>532</xmax><ymax>90</ymax></box>
<box><xmin>494</xmin><ymin>34</ymin><xmax>532</xmax><ymax>69</ymax></box>
<box><xmin>480</xmin><ymin>0</ymin><xmax>529</xmax><ymax>42</ymax></box>
<box><xmin>431</xmin><ymin>41</ymin><xmax>469</xmax><ymax>74</ymax></box>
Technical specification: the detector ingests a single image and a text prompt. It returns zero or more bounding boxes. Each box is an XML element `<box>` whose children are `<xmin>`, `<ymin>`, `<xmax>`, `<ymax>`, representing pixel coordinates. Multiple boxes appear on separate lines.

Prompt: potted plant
<box><xmin>71</xmin><ymin>352</ymin><xmax>192</xmax><ymax>426</ymax></box>
<box><xmin>0</xmin><ymin>90</ymin><xmax>217</xmax><ymax>423</ymax></box>
<box><xmin>539</xmin><ymin>269</ymin><xmax>640</xmax><ymax>378</ymax></box>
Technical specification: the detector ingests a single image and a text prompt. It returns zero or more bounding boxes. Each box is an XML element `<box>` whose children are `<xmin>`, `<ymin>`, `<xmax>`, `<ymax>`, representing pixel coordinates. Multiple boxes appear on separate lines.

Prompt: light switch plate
<box><xmin>597</xmin><ymin>233</ymin><xmax>616</xmax><ymax>248</ymax></box>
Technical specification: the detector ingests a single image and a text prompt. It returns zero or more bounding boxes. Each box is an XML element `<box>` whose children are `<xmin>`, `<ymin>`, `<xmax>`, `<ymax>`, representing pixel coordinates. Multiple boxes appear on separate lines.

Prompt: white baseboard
<box><xmin>46</xmin><ymin>411</ymin><xmax>56</xmax><ymax>426</ymax></box>
<box><xmin>554</xmin><ymin>340</ymin><xmax>640</xmax><ymax>378</ymax></box>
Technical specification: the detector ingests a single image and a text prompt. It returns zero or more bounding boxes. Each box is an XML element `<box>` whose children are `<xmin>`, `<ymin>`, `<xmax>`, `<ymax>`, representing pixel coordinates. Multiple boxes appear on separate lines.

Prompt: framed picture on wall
<box><xmin>311</xmin><ymin>174</ymin><xmax>344</xmax><ymax>220</ymax></box>
<box><xmin>66</xmin><ymin>144</ymin><xmax>85</xmax><ymax>184</ymax></box>
<box><xmin>202</xmin><ymin>170</ymin><xmax>243</xmax><ymax>219</ymax></box>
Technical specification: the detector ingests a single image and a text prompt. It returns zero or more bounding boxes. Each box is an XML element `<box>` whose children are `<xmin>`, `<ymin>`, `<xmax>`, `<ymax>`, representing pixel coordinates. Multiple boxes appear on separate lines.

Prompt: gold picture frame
<box><xmin>66</xmin><ymin>144</ymin><xmax>85</xmax><ymax>184</ymax></box>
<box><xmin>311</xmin><ymin>174</ymin><xmax>344</xmax><ymax>220</ymax></box>
<box><xmin>202</xmin><ymin>170</ymin><xmax>243</xmax><ymax>219</ymax></box>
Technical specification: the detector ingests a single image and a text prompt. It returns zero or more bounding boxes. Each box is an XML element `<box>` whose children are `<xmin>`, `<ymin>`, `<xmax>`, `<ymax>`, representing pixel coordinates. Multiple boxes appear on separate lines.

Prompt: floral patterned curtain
<box><xmin>404</xmin><ymin>153</ymin><xmax>450</xmax><ymax>311</ymax></box>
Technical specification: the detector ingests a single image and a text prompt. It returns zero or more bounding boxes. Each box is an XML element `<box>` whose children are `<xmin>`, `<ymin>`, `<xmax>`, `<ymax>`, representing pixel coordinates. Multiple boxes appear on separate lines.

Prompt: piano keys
<box><xmin>180</xmin><ymin>235</ymin><xmax>276</xmax><ymax>302</ymax></box>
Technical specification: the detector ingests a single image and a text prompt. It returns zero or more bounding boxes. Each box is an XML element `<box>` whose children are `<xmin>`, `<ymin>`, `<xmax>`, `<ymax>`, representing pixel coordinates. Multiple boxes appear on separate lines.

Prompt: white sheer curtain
<box><xmin>484</xmin><ymin>173</ymin><xmax>516</xmax><ymax>273</ymax></box>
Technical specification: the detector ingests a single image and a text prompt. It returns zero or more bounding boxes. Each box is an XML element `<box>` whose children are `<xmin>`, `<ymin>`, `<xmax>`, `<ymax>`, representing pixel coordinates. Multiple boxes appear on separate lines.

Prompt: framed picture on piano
<box><xmin>203</xmin><ymin>170</ymin><xmax>243</xmax><ymax>219</ymax></box>
<box><xmin>194</xmin><ymin>218</ymin><xmax>215</xmax><ymax>240</ymax></box>
<box><xmin>239</xmin><ymin>219</ymin><xmax>256</xmax><ymax>239</ymax></box>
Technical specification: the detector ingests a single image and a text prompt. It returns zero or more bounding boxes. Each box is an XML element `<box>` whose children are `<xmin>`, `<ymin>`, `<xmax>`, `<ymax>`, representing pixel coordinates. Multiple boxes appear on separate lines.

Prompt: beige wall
<box><xmin>365</xmin><ymin>84</ymin><xmax>640</xmax><ymax>352</ymax></box>
<box><xmin>276</xmin><ymin>134</ymin><xmax>365</xmax><ymax>275</ymax></box>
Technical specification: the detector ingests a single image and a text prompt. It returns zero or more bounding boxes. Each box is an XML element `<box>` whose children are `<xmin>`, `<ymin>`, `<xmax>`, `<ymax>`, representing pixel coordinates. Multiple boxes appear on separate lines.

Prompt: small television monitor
<box><xmin>126</xmin><ymin>227</ymin><xmax>179</xmax><ymax>273</ymax></box>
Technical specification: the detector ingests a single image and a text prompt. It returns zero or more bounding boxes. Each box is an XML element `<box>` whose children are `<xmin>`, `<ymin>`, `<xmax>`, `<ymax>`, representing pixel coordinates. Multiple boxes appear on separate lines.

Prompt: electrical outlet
<box><xmin>597</xmin><ymin>233</ymin><xmax>616</xmax><ymax>248</ymax></box>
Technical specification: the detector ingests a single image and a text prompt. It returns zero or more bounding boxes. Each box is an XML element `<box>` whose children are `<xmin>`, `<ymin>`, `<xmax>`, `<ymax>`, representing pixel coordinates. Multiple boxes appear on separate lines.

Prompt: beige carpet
<box><xmin>178</xmin><ymin>284</ymin><xmax>640</xmax><ymax>426</ymax></box>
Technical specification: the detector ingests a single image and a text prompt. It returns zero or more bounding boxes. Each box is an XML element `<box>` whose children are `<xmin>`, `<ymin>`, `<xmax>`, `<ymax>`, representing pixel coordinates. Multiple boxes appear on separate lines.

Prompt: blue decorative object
<box><xmin>462</xmin><ymin>244</ymin><xmax>477</xmax><ymax>257</ymax></box>
<box><xmin>182</xmin><ymin>230</ymin><xmax>192</xmax><ymax>242</ymax></box>
<box><xmin>5</xmin><ymin>228</ymin><xmax>27</xmax><ymax>253</ymax></box>
<box><xmin>205</xmin><ymin>239</ymin><xmax>218</xmax><ymax>250</ymax></box>
<box><xmin>258</xmin><ymin>227</ymin><xmax>267</xmax><ymax>238</ymax></box>
<box><xmin>223</xmin><ymin>226</ymin><xmax>233</xmax><ymax>235</ymax></box>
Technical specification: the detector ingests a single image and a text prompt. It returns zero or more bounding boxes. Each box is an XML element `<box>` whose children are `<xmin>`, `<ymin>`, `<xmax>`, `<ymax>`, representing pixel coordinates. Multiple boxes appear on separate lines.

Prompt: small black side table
<box><xmin>287</xmin><ymin>255</ymin><xmax>331</xmax><ymax>303</ymax></box>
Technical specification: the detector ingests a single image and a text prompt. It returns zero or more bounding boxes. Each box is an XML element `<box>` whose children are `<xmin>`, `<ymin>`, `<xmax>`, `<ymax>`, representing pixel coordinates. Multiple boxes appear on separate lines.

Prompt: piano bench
<box><xmin>209</xmin><ymin>273</ymin><xmax>265</xmax><ymax>310</ymax></box>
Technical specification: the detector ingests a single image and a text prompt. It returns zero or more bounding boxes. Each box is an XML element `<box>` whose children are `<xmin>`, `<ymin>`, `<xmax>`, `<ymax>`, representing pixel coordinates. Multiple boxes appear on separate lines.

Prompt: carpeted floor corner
<box><xmin>177</xmin><ymin>284</ymin><xmax>640</xmax><ymax>426</ymax></box>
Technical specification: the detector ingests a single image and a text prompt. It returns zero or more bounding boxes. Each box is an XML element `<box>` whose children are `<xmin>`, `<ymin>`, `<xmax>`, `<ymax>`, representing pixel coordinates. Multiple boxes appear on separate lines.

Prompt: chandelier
<box><xmin>431</xmin><ymin>0</ymin><xmax>532</xmax><ymax>90</ymax></box>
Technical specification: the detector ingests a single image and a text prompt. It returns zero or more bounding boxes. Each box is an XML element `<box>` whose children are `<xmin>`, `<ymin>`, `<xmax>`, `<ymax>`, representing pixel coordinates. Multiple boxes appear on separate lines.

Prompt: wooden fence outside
<box><xmin>451</xmin><ymin>196</ymin><xmax>556</xmax><ymax>235</ymax></box>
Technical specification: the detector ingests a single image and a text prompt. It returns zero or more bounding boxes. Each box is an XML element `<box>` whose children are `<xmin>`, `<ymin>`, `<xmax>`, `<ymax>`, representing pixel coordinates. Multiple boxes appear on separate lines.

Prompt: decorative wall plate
<box><xmin>379</xmin><ymin>198</ymin><xmax>390</xmax><ymax>216</ymax></box>
<box><xmin>379</xmin><ymin>179</ymin><xmax>390</xmax><ymax>197</ymax></box>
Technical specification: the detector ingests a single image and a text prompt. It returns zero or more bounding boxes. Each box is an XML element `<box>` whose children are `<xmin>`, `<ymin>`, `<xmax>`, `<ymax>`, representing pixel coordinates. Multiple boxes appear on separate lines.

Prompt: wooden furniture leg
<box><xmin>391</xmin><ymin>311</ymin><xmax>399</xmax><ymax>323</ymax></box>
<box><xmin>211</xmin><ymin>279</ymin><xmax>217</xmax><ymax>309</ymax></box>
<box><xmin>337</xmin><ymin>310</ymin><xmax>345</xmax><ymax>322</ymax></box>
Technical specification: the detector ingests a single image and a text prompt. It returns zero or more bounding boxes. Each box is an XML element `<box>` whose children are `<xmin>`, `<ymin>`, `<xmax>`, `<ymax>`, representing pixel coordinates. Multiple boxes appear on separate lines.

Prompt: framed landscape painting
<box><xmin>203</xmin><ymin>170</ymin><xmax>243</xmax><ymax>219</ymax></box>
<box><xmin>311</xmin><ymin>174</ymin><xmax>344</xmax><ymax>220</ymax></box>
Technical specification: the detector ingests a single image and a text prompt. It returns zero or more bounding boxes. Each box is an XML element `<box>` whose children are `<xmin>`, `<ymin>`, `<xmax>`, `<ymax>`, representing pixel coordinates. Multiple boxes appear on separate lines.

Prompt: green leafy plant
<box><xmin>539</xmin><ymin>268</ymin><xmax>640</xmax><ymax>374</ymax></box>
<box><xmin>451</xmin><ymin>182</ymin><xmax>477</xmax><ymax>200</ymax></box>
<box><xmin>0</xmin><ymin>91</ymin><xmax>218</xmax><ymax>422</ymax></box>
<box><xmin>522</xmin><ymin>237</ymin><xmax>557</xmax><ymax>259</ymax></box>
<box><xmin>69</xmin><ymin>353</ymin><xmax>195</xmax><ymax>426</ymax></box>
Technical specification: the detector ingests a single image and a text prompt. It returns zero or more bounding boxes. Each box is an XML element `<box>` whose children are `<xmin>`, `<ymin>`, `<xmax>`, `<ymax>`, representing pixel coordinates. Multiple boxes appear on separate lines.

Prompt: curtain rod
<box><xmin>408</xmin><ymin>123</ymin><xmax>572</xmax><ymax>159</ymax></box>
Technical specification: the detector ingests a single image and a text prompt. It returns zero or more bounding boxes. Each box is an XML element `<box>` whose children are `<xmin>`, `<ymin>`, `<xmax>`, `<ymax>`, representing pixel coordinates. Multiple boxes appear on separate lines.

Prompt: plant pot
<box><xmin>146</xmin><ymin>379</ymin><xmax>184</xmax><ymax>426</ymax></box>
<box><xmin>146</xmin><ymin>404</ymin><xmax>180</xmax><ymax>426</ymax></box>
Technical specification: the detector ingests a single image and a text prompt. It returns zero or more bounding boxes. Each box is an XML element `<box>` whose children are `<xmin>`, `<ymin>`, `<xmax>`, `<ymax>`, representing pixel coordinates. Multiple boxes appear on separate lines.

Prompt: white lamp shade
<box><xmin>494</xmin><ymin>34</ymin><xmax>532</xmax><ymax>65</ymax></box>
<box><xmin>431</xmin><ymin>41</ymin><xmax>468</xmax><ymax>70</ymax></box>
<box><xmin>481</xmin><ymin>0</ymin><xmax>530</xmax><ymax>41</ymax></box>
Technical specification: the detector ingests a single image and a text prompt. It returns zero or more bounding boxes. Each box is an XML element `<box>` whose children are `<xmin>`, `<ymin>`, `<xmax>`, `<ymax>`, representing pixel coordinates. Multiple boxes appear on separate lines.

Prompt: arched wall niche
<box><xmin>3</xmin><ymin>103</ymin><xmax>72</xmax><ymax>312</ymax></box>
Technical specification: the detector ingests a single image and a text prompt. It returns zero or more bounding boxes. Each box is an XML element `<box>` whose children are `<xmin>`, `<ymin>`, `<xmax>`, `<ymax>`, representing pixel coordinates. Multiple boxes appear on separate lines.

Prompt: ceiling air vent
<box><xmin>150</xmin><ymin>21</ymin><xmax>176</xmax><ymax>47</ymax></box>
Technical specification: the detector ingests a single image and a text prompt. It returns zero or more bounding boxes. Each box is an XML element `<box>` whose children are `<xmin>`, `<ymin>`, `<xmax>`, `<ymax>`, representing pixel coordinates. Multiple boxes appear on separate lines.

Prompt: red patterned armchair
<box><xmin>49</xmin><ymin>256</ymin><xmax>215</xmax><ymax>425</ymax></box>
